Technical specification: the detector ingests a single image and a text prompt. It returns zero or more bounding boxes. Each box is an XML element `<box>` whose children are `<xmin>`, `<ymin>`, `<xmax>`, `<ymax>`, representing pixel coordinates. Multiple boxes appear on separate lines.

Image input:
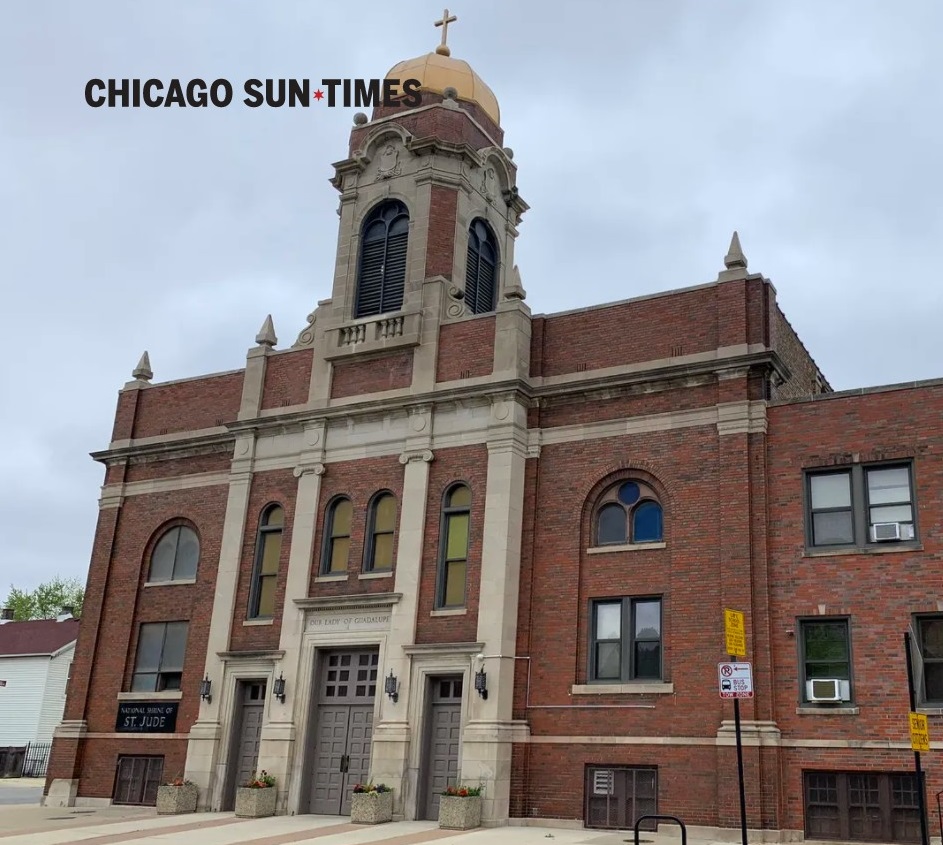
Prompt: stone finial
<box><xmin>132</xmin><ymin>351</ymin><xmax>153</xmax><ymax>382</ymax></box>
<box><xmin>724</xmin><ymin>231</ymin><xmax>748</xmax><ymax>270</ymax></box>
<box><xmin>718</xmin><ymin>231</ymin><xmax>750</xmax><ymax>282</ymax></box>
<box><xmin>256</xmin><ymin>315</ymin><xmax>277</xmax><ymax>348</ymax></box>
<box><xmin>353</xmin><ymin>112</ymin><xmax>368</xmax><ymax>126</ymax></box>
<box><xmin>504</xmin><ymin>264</ymin><xmax>527</xmax><ymax>301</ymax></box>
<box><xmin>443</xmin><ymin>86</ymin><xmax>458</xmax><ymax>101</ymax></box>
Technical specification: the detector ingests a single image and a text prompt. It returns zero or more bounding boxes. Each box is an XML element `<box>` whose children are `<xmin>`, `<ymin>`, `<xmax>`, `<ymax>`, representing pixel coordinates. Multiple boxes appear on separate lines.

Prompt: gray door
<box><xmin>309</xmin><ymin>649</ymin><xmax>378</xmax><ymax>815</ymax></box>
<box><xmin>226</xmin><ymin>680</ymin><xmax>266</xmax><ymax>810</ymax></box>
<box><xmin>422</xmin><ymin>676</ymin><xmax>463</xmax><ymax>820</ymax></box>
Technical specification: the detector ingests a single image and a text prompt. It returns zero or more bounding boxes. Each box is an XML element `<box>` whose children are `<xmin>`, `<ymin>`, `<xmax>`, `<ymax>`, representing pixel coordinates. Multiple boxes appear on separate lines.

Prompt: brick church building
<box><xmin>45</xmin><ymin>18</ymin><xmax>943</xmax><ymax>843</ymax></box>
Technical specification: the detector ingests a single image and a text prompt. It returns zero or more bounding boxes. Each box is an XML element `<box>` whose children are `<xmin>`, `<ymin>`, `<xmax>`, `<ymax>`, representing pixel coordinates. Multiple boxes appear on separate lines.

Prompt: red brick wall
<box><xmin>436</xmin><ymin>318</ymin><xmax>495</xmax><ymax>382</ymax></box>
<box><xmin>538</xmin><ymin>381</ymin><xmax>717</xmax><ymax>428</ymax></box>
<box><xmin>124</xmin><ymin>452</ymin><xmax>231</xmax><ymax>483</ymax></box>
<box><xmin>131</xmin><ymin>372</ymin><xmax>243</xmax><ymax>438</ymax></box>
<box><xmin>81</xmin><ymin>490</ymin><xmax>227</xmax><ymax>734</ymax></box>
<box><xmin>111</xmin><ymin>390</ymin><xmax>139</xmax><ymax>441</ymax></box>
<box><xmin>360</xmin><ymin>96</ymin><xmax>504</xmax><ymax>151</ymax></box>
<box><xmin>308</xmin><ymin>457</ymin><xmax>405</xmax><ymax>596</ymax></box>
<box><xmin>415</xmin><ymin>445</ymin><xmax>488</xmax><ymax>644</ymax></box>
<box><xmin>228</xmin><ymin>470</ymin><xmax>298</xmax><ymax>652</ymax></box>
<box><xmin>424</xmin><ymin>186</ymin><xmax>458</xmax><ymax>280</ymax></box>
<box><xmin>532</xmin><ymin>287</ymin><xmax>720</xmax><ymax>378</ymax></box>
<box><xmin>770</xmin><ymin>305</ymin><xmax>826</xmax><ymax>401</ymax></box>
<box><xmin>330</xmin><ymin>350</ymin><xmax>413</xmax><ymax>399</ymax></box>
<box><xmin>260</xmin><ymin>349</ymin><xmax>313</xmax><ymax>410</ymax></box>
<box><xmin>79</xmin><ymin>739</ymin><xmax>187</xmax><ymax>799</ymax></box>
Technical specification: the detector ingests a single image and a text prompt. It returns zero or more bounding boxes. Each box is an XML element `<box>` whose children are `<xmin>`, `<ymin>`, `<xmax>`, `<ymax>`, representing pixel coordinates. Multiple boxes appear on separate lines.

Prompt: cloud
<box><xmin>0</xmin><ymin>0</ymin><xmax>940</xmax><ymax>591</ymax></box>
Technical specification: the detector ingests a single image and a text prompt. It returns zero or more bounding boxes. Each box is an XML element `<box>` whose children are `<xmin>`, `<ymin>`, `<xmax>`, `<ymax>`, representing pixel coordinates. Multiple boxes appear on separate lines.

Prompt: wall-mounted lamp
<box><xmin>474</xmin><ymin>668</ymin><xmax>488</xmax><ymax>700</ymax></box>
<box><xmin>273</xmin><ymin>673</ymin><xmax>286</xmax><ymax>703</ymax></box>
<box><xmin>385</xmin><ymin>670</ymin><xmax>399</xmax><ymax>703</ymax></box>
<box><xmin>199</xmin><ymin>675</ymin><xmax>212</xmax><ymax>703</ymax></box>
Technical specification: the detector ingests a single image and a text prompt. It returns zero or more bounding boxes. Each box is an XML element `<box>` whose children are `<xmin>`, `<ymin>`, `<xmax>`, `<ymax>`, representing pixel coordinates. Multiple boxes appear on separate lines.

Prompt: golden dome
<box><xmin>385</xmin><ymin>51</ymin><xmax>500</xmax><ymax>126</ymax></box>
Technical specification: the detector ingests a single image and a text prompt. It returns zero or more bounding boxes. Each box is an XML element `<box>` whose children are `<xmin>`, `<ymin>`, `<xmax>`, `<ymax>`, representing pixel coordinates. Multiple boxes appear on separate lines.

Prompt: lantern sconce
<box><xmin>199</xmin><ymin>675</ymin><xmax>212</xmax><ymax>703</ymax></box>
<box><xmin>273</xmin><ymin>673</ymin><xmax>286</xmax><ymax>704</ymax></box>
<box><xmin>474</xmin><ymin>668</ymin><xmax>488</xmax><ymax>700</ymax></box>
<box><xmin>384</xmin><ymin>670</ymin><xmax>399</xmax><ymax>703</ymax></box>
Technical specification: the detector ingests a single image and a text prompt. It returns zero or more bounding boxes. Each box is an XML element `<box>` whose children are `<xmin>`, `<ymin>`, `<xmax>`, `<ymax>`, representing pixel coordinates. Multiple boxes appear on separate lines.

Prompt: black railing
<box><xmin>22</xmin><ymin>742</ymin><xmax>52</xmax><ymax>778</ymax></box>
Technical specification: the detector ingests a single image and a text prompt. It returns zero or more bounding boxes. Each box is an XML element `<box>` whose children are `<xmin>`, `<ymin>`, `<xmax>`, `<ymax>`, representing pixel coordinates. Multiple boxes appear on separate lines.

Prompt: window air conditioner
<box><xmin>806</xmin><ymin>679</ymin><xmax>850</xmax><ymax>703</ymax></box>
<box><xmin>871</xmin><ymin>522</ymin><xmax>902</xmax><ymax>542</ymax></box>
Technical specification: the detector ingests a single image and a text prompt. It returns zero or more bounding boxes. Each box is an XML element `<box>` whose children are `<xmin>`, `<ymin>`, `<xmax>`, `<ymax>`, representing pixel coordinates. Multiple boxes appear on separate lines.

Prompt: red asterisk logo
<box><xmin>313</xmin><ymin>89</ymin><xmax>324</xmax><ymax>101</ymax></box>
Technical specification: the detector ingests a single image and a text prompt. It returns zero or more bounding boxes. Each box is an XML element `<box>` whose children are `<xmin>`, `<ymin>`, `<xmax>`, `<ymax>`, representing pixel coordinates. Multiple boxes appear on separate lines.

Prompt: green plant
<box><xmin>352</xmin><ymin>781</ymin><xmax>391</xmax><ymax>794</ymax></box>
<box><xmin>442</xmin><ymin>784</ymin><xmax>483</xmax><ymax>797</ymax></box>
<box><xmin>165</xmin><ymin>776</ymin><xmax>194</xmax><ymax>787</ymax></box>
<box><xmin>243</xmin><ymin>770</ymin><xmax>276</xmax><ymax>788</ymax></box>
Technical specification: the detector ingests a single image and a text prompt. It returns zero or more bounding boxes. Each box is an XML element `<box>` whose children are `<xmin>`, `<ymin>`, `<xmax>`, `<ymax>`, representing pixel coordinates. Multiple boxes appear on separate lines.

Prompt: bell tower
<box><xmin>294</xmin><ymin>10</ymin><xmax>529</xmax><ymax>403</ymax></box>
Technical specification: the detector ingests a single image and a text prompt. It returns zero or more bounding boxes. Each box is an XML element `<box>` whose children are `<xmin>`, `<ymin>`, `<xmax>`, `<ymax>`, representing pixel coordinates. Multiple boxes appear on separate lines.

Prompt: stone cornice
<box><xmin>295</xmin><ymin>593</ymin><xmax>402</xmax><ymax>612</ymax></box>
<box><xmin>91</xmin><ymin>432</ymin><xmax>235</xmax><ymax>465</ymax></box>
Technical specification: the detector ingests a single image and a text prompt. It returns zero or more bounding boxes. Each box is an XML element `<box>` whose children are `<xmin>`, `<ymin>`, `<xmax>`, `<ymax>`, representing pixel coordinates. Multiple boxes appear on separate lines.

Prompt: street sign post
<box><xmin>725</xmin><ymin>609</ymin><xmax>746</xmax><ymax>658</ymax></box>
<box><xmin>723</xmin><ymin>610</ymin><xmax>749</xmax><ymax>845</ymax></box>
<box><xmin>910</xmin><ymin>713</ymin><xmax>930</xmax><ymax>752</ymax></box>
<box><xmin>718</xmin><ymin>662</ymin><xmax>754</xmax><ymax>699</ymax></box>
<box><xmin>905</xmin><ymin>631</ymin><xmax>931</xmax><ymax>845</ymax></box>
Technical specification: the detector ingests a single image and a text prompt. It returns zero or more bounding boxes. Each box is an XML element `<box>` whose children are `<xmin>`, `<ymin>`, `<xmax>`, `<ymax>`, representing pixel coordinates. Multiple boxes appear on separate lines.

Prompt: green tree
<box><xmin>3</xmin><ymin>576</ymin><xmax>84</xmax><ymax>621</ymax></box>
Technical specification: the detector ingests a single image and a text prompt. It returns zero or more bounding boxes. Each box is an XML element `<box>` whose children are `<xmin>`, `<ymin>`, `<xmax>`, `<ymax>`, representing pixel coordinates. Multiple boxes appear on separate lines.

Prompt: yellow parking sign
<box><xmin>725</xmin><ymin>609</ymin><xmax>746</xmax><ymax>658</ymax></box>
<box><xmin>910</xmin><ymin>712</ymin><xmax>930</xmax><ymax>752</ymax></box>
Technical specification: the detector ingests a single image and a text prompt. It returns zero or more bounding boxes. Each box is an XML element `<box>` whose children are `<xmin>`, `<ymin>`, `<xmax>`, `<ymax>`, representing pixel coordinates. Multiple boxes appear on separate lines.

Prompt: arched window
<box><xmin>148</xmin><ymin>525</ymin><xmax>199</xmax><ymax>583</ymax></box>
<box><xmin>594</xmin><ymin>481</ymin><xmax>664</xmax><ymax>545</ymax></box>
<box><xmin>322</xmin><ymin>497</ymin><xmax>353</xmax><ymax>574</ymax></box>
<box><xmin>355</xmin><ymin>200</ymin><xmax>409</xmax><ymax>318</ymax></box>
<box><xmin>437</xmin><ymin>484</ymin><xmax>471</xmax><ymax>608</ymax></box>
<box><xmin>365</xmin><ymin>493</ymin><xmax>397</xmax><ymax>572</ymax></box>
<box><xmin>465</xmin><ymin>218</ymin><xmax>498</xmax><ymax>315</ymax></box>
<box><xmin>248</xmin><ymin>505</ymin><xmax>284</xmax><ymax>619</ymax></box>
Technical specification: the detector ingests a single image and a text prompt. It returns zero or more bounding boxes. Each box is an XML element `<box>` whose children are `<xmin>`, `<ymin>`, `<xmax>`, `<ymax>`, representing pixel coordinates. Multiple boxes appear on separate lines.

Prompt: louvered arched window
<box><xmin>355</xmin><ymin>201</ymin><xmax>409</xmax><ymax>318</ymax></box>
<box><xmin>465</xmin><ymin>219</ymin><xmax>498</xmax><ymax>315</ymax></box>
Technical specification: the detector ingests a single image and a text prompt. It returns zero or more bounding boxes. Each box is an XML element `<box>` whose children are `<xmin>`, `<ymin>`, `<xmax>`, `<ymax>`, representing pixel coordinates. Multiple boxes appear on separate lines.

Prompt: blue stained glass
<box><xmin>618</xmin><ymin>482</ymin><xmax>640</xmax><ymax>505</ymax></box>
<box><xmin>633</xmin><ymin>501</ymin><xmax>663</xmax><ymax>542</ymax></box>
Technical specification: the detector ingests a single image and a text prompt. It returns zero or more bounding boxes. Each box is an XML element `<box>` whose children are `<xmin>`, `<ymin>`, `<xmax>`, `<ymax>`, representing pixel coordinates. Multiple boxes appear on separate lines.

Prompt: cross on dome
<box><xmin>434</xmin><ymin>8</ymin><xmax>457</xmax><ymax>56</ymax></box>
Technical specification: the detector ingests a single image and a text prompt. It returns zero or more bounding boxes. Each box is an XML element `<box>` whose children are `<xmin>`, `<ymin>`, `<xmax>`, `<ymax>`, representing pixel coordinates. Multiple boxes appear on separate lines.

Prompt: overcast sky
<box><xmin>1</xmin><ymin>1</ymin><xmax>941</xmax><ymax>595</ymax></box>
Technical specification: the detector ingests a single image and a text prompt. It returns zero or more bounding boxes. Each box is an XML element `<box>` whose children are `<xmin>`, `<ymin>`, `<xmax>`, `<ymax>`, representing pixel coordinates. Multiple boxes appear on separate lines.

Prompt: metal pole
<box><xmin>732</xmin><ymin>654</ymin><xmax>748</xmax><ymax>845</ymax></box>
<box><xmin>905</xmin><ymin>632</ymin><xmax>930</xmax><ymax>845</ymax></box>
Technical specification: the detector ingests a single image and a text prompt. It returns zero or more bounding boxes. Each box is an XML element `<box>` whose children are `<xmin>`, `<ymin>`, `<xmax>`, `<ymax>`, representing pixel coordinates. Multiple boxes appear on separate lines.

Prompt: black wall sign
<box><xmin>115</xmin><ymin>702</ymin><xmax>179</xmax><ymax>733</ymax></box>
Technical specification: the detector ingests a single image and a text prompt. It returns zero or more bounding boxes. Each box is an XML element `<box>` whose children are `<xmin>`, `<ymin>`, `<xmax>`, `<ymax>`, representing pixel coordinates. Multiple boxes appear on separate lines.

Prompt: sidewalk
<box><xmin>0</xmin><ymin>807</ymin><xmax>708</xmax><ymax>845</ymax></box>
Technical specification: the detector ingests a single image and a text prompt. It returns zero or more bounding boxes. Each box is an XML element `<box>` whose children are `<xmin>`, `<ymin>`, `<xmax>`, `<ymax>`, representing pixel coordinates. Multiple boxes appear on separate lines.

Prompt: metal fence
<box><xmin>22</xmin><ymin>742</ymin><xmax>51</xmax><ymax>778</ymax></box>
<box><xmin>1</xmin><ymin>742</ymin><xmax>52</xmax><ymax>778</ymax></box>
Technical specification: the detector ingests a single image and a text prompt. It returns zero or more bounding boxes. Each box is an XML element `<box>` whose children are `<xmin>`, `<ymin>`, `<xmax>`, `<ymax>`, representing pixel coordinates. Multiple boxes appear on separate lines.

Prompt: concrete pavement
<box><xmin>0</xmin><ymin>777</ymin><xmax>44</xmax><ymax>806</ymax></box>
<box><xmin>0</xmin><ymin>806</ymin><xmax>706</xmax><ymax>845</ymax></box>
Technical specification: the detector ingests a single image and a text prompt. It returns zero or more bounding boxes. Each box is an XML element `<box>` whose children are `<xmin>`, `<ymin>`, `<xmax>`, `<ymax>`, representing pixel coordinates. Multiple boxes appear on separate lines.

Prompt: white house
<box><xmin>0</xmin><ymin>609</ymin><xmax>79</xmax><ymax>747</ymax></box>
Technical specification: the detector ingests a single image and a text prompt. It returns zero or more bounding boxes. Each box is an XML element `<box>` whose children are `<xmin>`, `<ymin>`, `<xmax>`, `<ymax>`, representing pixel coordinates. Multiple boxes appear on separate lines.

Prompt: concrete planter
<box><xmin>350</xmin><ymin>790</ymin><xmax>393</xmax><ymax>824</ymax></box>
<box><xmin>156</xmin><ymin>783</ymin><xmax>198</xmax><ymax>814</ymax></box>
<box><xmin>438</xmin><ymin>794</ymin><xmax>481</xmax><ymax>830</ymax></box>
<box><xmin>235</xmin><ymin>786</ymin><xmax>277</xmax><ymax>818</ymax></box>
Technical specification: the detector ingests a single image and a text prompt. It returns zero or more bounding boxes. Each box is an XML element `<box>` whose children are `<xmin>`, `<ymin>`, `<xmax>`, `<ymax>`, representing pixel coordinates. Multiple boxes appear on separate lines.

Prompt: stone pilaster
<box><xmin>370</xmin><ymin>406</ymin><xmax>433</xmax><ymax>818</ymax></box>
<box><xmin>184</xmin><ymin>432</ymin><xmax>256</xmax><ymax>809</ymax></box>
<box><xmin>463</xmin><ymin>395</ymin><xmax>528</xmax><ymax>824</ymax></box>
<box><xmin>238</xmin><ymin>345</ymin><xmax>271</xmax><ymax>421</ymax></box>
<box><xmin>259</xmin><ymin>421</ymin><xmax>327</xmax><ymax>813</ymax></box>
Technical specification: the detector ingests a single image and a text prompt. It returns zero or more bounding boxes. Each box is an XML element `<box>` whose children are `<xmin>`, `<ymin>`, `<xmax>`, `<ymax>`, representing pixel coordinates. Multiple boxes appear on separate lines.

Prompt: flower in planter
<box><xmin>165</xmin><ymin>776</ymin><xmax>194</xmax><ymax>787</ymax></box>
<box><xmin>443</xmin><ymin>784</ymin><xmax>483</xmax><ymax>797</ymax></box>
<box><xmin>243</xmin><ymin>770</ymin><xmax>276</xmax><ymax>789</ymax></box>
<box><xmin>352</xmin><ymin>781</ymin><xmax>391</xmax><ymax>794</ymax></box>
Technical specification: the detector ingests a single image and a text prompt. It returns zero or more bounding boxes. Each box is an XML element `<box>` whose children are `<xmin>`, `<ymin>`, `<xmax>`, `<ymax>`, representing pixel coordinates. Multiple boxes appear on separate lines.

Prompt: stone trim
<box><xmin>796</xmin><ymin>706</ymin><xmax>860</xmax><ymax>716</ymax></box>
<box><xmin>586</xmin><ymin>542</ymin><xmax>666</xmax><ymax>554</ymax></box>
<box><xmin>216</xmin><ymin>650</ymin><xmax>285</xmax><ymax>661</ymax></box>
<box><xmin>242</xmin><ymin>619</ymin><xmax>274</xmax><ymax>627</ymax></box>
<box><xmin>402</xmin><ymin>642</ymin><xmax>484</xmax><ymax>655</ymax></box>
<box><xmin>143</xmin><ymin>578</ymin><xmax>197</xmax><ymax>588</ymax></box>
<box><xmin>117</xmin><ymin>691</ymin><xmax>183</xmax><ymax>701</ymax></box>
<box><xmin>804</xmin><ymin>544</ymin><xmax>923</xmax><ymax>559</ymax></box>
<box><xmin>523</xmin><ymin>734</ymin><xmax>939</xmax><ymax>749</ymax></box>
<box><xmin>314</xmin><ymin>574</ymin><xmax>348</xmax><ymax>583</ymax></box>
<box><xmin>81</xmin><ymin>732</ymin><xmax>191</xmax><ymax>740</ymax></box>
<box><xmin>294</xmin><ymin>593</ymin><xmax>402</xmax><ymax>611</ymax></box>
<box><xmin>358</xmin><ymin>571</ymin><xmax>393</xmax><ymax>580</ymax></box>
<box><xmin>571</xmin><ymin>683</ymin><xmax>673</xmax><ymax>695</ymax></box>
<box><xmin>431</xmin><ymin>608</ymin><xmax>467</xmax><ymax>617</ymax></box>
